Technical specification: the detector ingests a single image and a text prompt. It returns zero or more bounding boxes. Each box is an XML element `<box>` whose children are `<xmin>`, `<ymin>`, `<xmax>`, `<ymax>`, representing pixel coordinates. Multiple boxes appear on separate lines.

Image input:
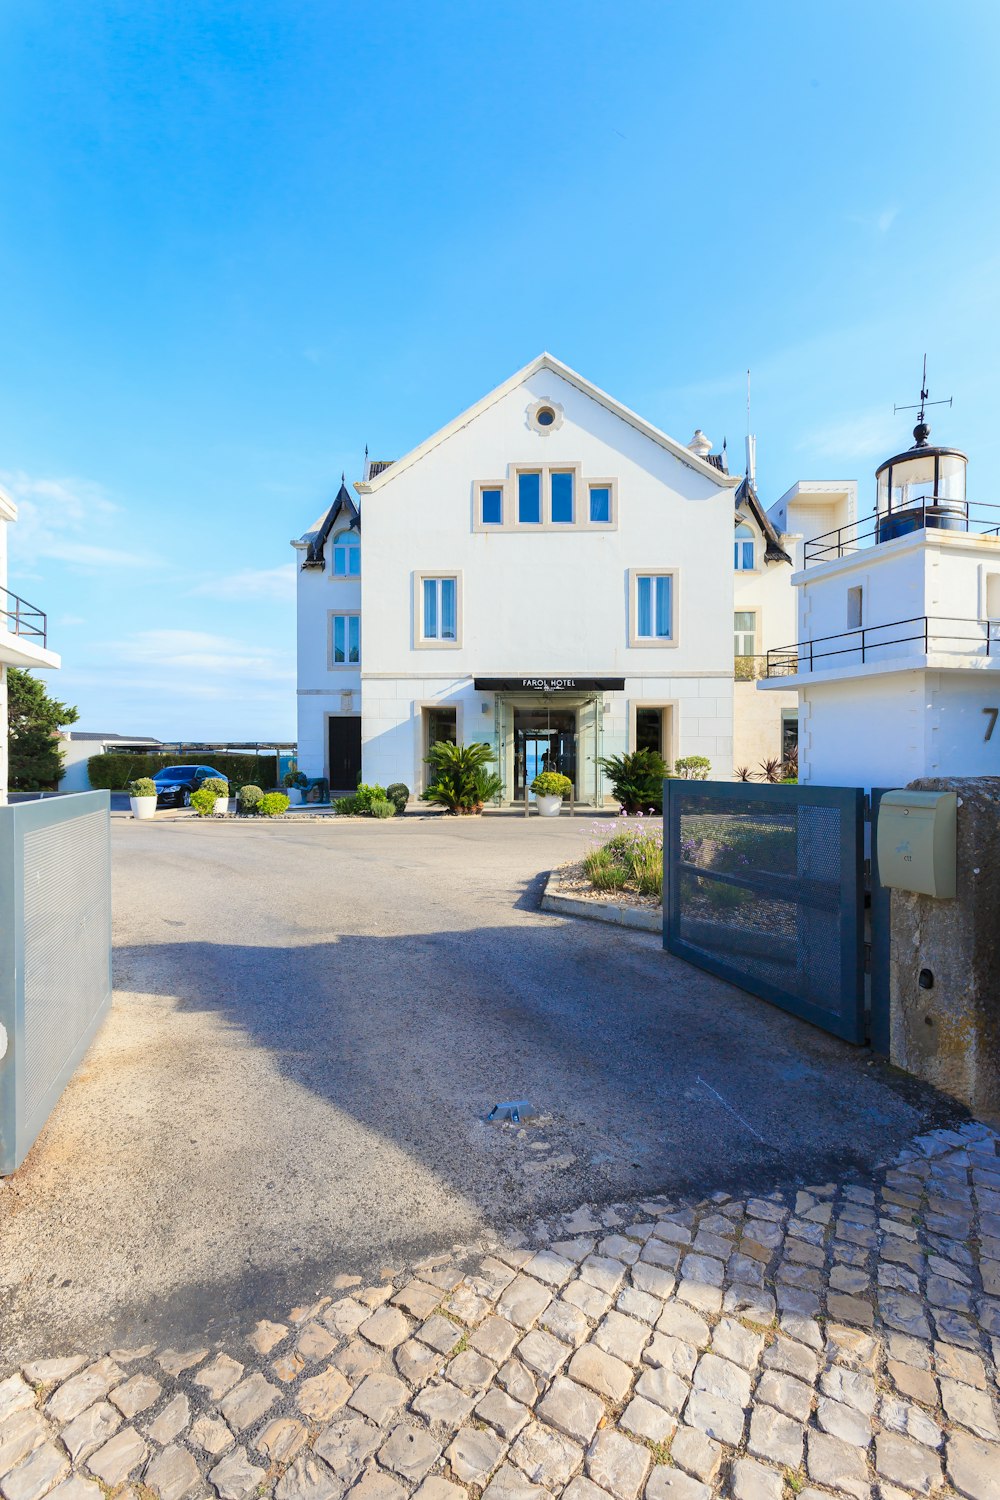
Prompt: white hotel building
<box><xmin>293</xmin><ymin>355</ymin><xmax>854</xmax><ymax>802</ymax></box>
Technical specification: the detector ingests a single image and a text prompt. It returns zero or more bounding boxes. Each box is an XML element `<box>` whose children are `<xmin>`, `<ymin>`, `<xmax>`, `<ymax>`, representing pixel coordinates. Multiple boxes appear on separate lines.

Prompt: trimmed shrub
<box><xmin>190</xmin><ymin>787</ymin><xmax>217</xmax><ymax>817</ymax></box>
<box><xmin>530</xmin><ymin>771</ymin><xmax>573</xmax><ymax>798</ymax></box>
<box><xmin>202</xmin><ymin>777</ymin><xmax>229</xmax><ymax>798</ymax></box>
<box><xmin>333</xmin><ymin>794</ymin><xmax>361</xmax><ymax>816</ymax></box>
<box><xmin>354</xmin><ymin>782</ymin><xmax>388</xmax><ymax>813</ymax></box>
<box><xmin>86</xmin><ymin>751</ymin><xmax>278</xmax><ymax>792</ymax></box>
<box><xmin>674</xmin><ymin>755</ymin><xmax>711</xmax><ymax>781</ymax></box>
<box><xmin>129</xmin><ymin>777</ymin><xmax>157</xmax><ymax>798</ymax></box>
<box><xmin>237</xmin><ymin>784</ymin><xmax>263</xmax><ymax>815</ymax></box>
<box><xmin>258</xmin><ymin>792</ymin><xmax>290</xmax><ymax>817</ymax></box>
<box><xmin>386</xmin><ymin>783</ymin><xmax>410</xmax><ymax>815</ymax></box>
<box><xmin>369</xmin><ymin>797</ymin><xmax>395</xmax><ymax>819</ymax></box>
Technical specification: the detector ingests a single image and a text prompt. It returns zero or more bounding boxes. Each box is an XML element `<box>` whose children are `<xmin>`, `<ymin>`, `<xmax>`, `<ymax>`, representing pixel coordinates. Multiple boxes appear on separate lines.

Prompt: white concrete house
<box><xmin>759</xmin><ymin>405</ymin><xmax>1000</xmax><ymax>788</ymax></box>
<box><xmin>293</xmin><ymin>355</ymin><xmax>851</xmax><ymax>802</ymax></box>
<box><xmin>0</xmin><ymin>483</ymin><xmax>60</xmax><ymax>801</ymax></box>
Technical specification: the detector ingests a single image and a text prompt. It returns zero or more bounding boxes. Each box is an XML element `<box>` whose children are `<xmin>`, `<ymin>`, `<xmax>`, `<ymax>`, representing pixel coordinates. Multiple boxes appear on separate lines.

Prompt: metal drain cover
<box><xmin>486</xmin><ymin>1100</ymin><xmax>535</xmax><ymax>1124</ymax></box>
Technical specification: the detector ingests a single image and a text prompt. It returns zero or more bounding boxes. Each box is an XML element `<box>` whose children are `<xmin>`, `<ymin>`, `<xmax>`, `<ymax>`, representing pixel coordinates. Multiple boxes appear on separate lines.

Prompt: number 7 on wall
<box><xmin>984</xmin><ymin>708</ymin><xmax>998</xmax><ymax>741</ymax></box>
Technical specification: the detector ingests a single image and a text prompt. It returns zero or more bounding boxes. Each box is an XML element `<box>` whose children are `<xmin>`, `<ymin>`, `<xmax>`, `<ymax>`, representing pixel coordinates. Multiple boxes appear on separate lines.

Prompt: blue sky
<box><xmin>2</xmin><ymin>1</ymin><xmax>998</xmax><ymax>741</ymax></box>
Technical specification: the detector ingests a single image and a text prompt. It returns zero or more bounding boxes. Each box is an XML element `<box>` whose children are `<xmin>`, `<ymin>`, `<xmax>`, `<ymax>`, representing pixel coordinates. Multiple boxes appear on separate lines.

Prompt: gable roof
<box><xmin>355</xmin><ymin>353</ymin><xmax>741</xmax><ymax>495</ymax></box>
<box><xmin>735</xmin><ymin>475</ymin><xmax>791</xmax><ymax>564</ymax></box>
<box><xmin>299</xmin><ymin>480</ymin><xmax>361</xmax><ymax>569</ymax></box>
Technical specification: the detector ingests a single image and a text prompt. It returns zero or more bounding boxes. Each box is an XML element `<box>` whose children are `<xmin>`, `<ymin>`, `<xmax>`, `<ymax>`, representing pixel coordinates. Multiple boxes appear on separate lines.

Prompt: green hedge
<box><xmin>87</xmin><ymin>751</ymin><xmax>278</xmax><ymax>791</ymax></box>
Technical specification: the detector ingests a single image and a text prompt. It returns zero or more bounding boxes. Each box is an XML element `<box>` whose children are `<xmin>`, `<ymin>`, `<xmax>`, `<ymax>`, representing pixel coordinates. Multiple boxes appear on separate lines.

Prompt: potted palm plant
<box><xmin>128</xmin><ymin>777</ymin><xmax>158</xmax><ymax>820</ymax></box>
<box><xmin>530</xmin><ymin>771</ymin><xmax>572</xmax><ymax>817</ymax></box>
<box><xmin>424</xmin><ymin>740</ymin><xmax>502</xmax><ymax>814</ymax></box>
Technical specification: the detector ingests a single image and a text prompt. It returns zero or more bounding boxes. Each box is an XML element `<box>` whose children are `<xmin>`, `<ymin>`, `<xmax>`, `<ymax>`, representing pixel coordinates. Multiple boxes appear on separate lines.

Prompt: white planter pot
<box><xmin>535</xmin><ymin>793</ymin><xmax>563</xmax><ymax>818</ymax></box>
<box><xmin>214</xmin><ymin>796</ymin><xmax>229</xmax><ymax>815</ymax></box>
<box><xmin>286</xmin><ymin>787</ymin><xmax>303</xmax><ymax>805</ymax></box>
<box><xmin>130</xmin><ymin>796</ymin><xmax>157</xmax><ymax>820</ymax></box>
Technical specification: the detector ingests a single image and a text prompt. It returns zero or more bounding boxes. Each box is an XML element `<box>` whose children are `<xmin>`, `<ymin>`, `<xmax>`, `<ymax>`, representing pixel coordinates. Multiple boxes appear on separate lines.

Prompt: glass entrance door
<box><xmin>513</xmin><ymin>707</ymin><xmax>577</xmax><ymax>800</ymax></box>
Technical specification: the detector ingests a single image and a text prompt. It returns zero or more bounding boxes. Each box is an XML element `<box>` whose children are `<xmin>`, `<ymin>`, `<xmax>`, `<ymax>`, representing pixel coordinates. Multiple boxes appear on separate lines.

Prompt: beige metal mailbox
<box><xmin>877</xmin><ymin>790</ymin><xmax>957</xmax><ymax>898</ymax></box>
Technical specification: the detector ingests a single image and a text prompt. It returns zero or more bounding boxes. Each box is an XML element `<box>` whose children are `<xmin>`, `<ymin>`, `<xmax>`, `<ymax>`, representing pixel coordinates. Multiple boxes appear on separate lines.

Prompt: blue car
<box><xmin>152</xmin><ymin>765</ymin><xmax>227</xmax><ymax>808</ymax></box>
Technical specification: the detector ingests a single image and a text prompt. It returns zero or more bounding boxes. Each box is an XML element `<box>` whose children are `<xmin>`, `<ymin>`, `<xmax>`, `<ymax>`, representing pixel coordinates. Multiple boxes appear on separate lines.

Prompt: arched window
<box><xmin>734</xmin><ymin>523</ymin><xmax>755</xmax><ymax>571</ymax></box>
<box><xmin>332</xmin><ymin>529</ymin><xmax>360</xmax><ymax>577</ymax></box>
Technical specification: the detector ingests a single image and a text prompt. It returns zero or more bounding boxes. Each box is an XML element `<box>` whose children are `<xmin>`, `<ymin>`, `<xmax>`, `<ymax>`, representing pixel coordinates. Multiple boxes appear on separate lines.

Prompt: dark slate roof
<box><xmin>367</xmin><ymin>459</ymin><xmax>394</xmax><ymax>479</ymax></box>
<box><xmin>705</xmin><ymin>452</ymin><xmax>727</xmax><ymax>472</ymax></box>
<box><xmin>734</xmin><ymin>475</ymin><xmax>791</xmax><ymax>564</ymax></box>
<box><xmin>302</xmin><ymin>481</ymin><xmax>361</xmax><ymax>569</ymax></box>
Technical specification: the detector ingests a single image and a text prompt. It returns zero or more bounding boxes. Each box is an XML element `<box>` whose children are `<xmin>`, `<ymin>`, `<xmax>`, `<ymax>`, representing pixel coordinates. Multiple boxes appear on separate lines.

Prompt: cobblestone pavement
<box><xmin>3</xmin><ymin>1121</ymin><xmax>999</xmax><ymax>1500</ymax></box>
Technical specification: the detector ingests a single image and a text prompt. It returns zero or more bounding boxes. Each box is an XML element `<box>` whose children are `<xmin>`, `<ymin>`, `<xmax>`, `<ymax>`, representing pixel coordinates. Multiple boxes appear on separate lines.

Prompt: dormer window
<box><xmin>734</xmin><ymin>523</ymin><xmax>755</xmax><ymax>570</ymax></box>
<box><xmin>333</xmin><ymin>530</ymin><xmax>360</xmax><ymax>577</ymax></box>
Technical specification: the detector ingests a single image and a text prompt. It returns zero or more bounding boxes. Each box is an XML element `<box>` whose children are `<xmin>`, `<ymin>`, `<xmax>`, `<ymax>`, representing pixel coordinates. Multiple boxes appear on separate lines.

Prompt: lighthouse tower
<box><xmin>759</xmin><ymin>374</ymin><xmax>1000</xmax><ymax>788</ymax></box>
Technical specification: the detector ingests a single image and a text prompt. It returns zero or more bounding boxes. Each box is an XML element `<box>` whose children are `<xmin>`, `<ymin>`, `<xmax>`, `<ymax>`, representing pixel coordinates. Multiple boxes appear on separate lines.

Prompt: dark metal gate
<box><xmin>664</xmin><ymin>779</ymin><xmax>874</xmax><ymax>1044</ymax></box>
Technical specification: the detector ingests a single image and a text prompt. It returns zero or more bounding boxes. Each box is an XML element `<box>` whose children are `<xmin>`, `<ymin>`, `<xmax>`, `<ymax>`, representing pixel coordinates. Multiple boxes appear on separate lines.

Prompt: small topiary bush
<box><xmin>258</xmin><ymin>791</ymin><xmax>290</xmax><ymax>817</ymax></box>
<box><xmin>202</xmin><ymin>777</ymin><xmax>229</xmax><ymax>798</ymax></box>
<box><xmin>674</xmin><ymin>755</ymin><xmax>712</xmax><ymax>781</ymax></box>
<box><xmin>129</xmin><ymin>777</ymin><xmax>157</xmax><ymax>798</ymax></box>
<box><xmin>531</xmin><ymin>771</ymin><xmax>573</xmax><ymax>798</ymax></box>
<box><xmin>237</xmin><ymin>784</ymin><xmax>263</xmax><ymax>815</ymax></box>
<box><xmin>190</xmin><ymin>787</ymin><xmax>217</xmax><ymax>817</ymax></box>
<box><xmin>386</xmin><ymin>783</ymin><xmax>409</xmax><ymax>815</ymax></box>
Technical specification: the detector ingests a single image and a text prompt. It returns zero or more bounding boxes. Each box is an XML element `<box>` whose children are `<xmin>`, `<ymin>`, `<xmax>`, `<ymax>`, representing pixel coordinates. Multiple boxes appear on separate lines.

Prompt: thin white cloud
<box><xmin>192</xmin><ymin>564</ymin><xmax>296</xmax><ymax>602</ymax></box>
<box><xmin>847</xmin><ymin>205</ymin><xmax>899</xmax><ymax>236</ymax></box>
<box><xmin>0</xmin><ymin>470</ymin><xmax>153</xmax><ymax>570</ymax></box>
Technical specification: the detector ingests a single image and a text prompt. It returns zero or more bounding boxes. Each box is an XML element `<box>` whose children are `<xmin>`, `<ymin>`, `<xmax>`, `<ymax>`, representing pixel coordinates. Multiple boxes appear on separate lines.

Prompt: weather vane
<box><xmin>894</xmin><ymin>355</ymin><xmax>952</xmax><ymax>442</ymax></box>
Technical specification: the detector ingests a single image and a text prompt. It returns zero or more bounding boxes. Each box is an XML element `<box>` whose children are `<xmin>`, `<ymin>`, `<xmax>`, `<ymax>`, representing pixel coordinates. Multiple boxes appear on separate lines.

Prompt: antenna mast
<box><xmin>745</xmin><ymin>369</ymin><xmax>756</xmax><ymax>485</ymax></box>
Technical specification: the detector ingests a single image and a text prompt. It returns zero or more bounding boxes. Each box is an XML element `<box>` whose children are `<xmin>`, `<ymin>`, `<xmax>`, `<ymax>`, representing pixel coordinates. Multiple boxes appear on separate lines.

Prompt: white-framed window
<box><xmin>550</xmin><ymin>471</ymin><xmax>574</xmax><ymax>524</ymax></box>
<box><xmin>734</xmin><ymin>523</ymin><xmax>755</xmax><ymax>570</ymax></box>
<box><xmin>629</xmin><ymin>570</ymin><xmax>676</xmax><ymax>646</ymax></box>
<box><xmin>332</xmin><ymin>529</ymin><xmax>360</xmax><ymax>577</ymax></box>
<box><xmin>480</xmin><ymin>485</ymin><xmax>503</xmax><ymax>526</ymax></box>
<box><xmin>589</xmin><ymin>484</ymin><xmax>612</xmax><ymax>524</ymax></box>
<box><xmin>847</xmin><ymin>586</ymin><xmax>864</xmax><ymax>629</ymax></box>
<box><xmin>517</xmin><ymin>471</ymin><xmax>542</xmax><ymax>525</ymax></box>
<box><xmin>417</xmin><ymin>574</ymin><xmax>461</xmax><ymax>646</ymax></box>
<box><xmin>330</xmin><ymin>612</ymin><xmax>360</xmax><ymax>666</ymax></box>
<box><xmin>734</xmin><ymin>610</ymin><xmax>757</xmax><ymax>656</ymax></box>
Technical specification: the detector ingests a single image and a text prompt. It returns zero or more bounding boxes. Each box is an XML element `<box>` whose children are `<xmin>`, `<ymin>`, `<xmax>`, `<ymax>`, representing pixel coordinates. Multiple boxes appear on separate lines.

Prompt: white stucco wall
<box><xmin>294</xmin><ymin>542</ymin><xmax>362</xmax><ymax>780</ymax></box>
<box><xmin>357</xmin><ymin>366</ymin><xmax>736</xmax><ymax>793</ymax></box>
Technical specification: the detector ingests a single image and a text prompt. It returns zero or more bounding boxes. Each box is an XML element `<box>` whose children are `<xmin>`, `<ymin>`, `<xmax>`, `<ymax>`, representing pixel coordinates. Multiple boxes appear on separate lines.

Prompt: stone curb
<box><xmin>540</xmin><ymin>875</ymin><xmax>662</xmax><ymax>932</ymax></box>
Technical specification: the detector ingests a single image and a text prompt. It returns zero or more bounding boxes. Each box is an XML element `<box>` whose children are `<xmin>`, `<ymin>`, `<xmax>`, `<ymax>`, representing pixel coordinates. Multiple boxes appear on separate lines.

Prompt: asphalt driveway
<box><xmin>0</xmin><ymin>814</ymin><xmax>958</xmax><ymax>1367</ymax></box>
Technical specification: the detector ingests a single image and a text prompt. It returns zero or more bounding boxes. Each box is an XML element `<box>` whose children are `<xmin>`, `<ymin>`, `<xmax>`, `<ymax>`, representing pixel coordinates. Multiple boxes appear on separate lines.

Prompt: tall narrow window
<box><xmin>481</xmin><ymin>487</ymin><xmax>503</xmax><ymax>525</ymax></box>
<box><xmin>517</xmin><ymin>472</ymin><xmax>541</xmax><ymax>524</ymax></box>
<box><xmin>734</xmin><ymin>611</ymin><xmax>756</xmax><ymax>656</ymax></box>
<box><xmin>422</xmin><ymin>577</ymin><xmax>458</xmax><ymax>640</ymax></box>
<box><xmin>551</xmin><ymin>472</ymin><xmax>574</xmax><ymax>524</ymax></box>
<box><xmin>589</xmin><ymin>485</ymin><xmax>611</xmax><ymax>523</ymax></box>
<box><xmin>332</xmin><ymin>614</ymin><xmax>360</xmax><ymax>665</ymax></box>
<box><xmin>636</xmin><ymin>575</ymin><xmax>672</xmax><ymax>639</ymax></box>
<box><xmin>333</xmin><ymin>530</ymin><xmax>360</xmax><ymax>577</ymax></box>
<box><xmin>734</xmin><ymin>523</ymin><xmax>754</xmax><ymax>570</ymax></box>
<box><xmin>847</xmin><ymin>586</ymin><xmax>863</xmax><ymax>629</ymax></box>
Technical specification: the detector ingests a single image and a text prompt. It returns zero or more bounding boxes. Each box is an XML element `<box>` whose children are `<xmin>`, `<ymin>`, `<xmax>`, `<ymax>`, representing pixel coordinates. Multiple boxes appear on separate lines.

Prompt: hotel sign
<box><xmin>473</xmin><ymin>677</ymin><xmax>625</xmax><ymax>692</ymax></box>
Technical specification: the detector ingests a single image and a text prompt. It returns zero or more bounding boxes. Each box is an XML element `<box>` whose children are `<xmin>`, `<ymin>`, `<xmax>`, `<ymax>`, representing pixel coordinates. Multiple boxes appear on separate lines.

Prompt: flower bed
<box><xmin>555</xmin><ymin>816</ymin><xmax>663</xmax><ymax>910</ymax></box>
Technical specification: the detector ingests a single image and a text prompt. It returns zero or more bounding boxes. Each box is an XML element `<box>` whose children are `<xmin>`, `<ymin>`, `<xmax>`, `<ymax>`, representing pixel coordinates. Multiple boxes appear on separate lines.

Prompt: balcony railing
<box><xmin>766</xmin><ymin>616</ymin><xmax>998</xmax><ymax>677</ymax></box>
<box><xmin>1</xmin><ymin>586</ymin><xmax>47</xmax><ymax>647</ymax></box>
<box><xmin>803</xmin><ymin>499</ymin><xmax>1000</xmax><ymax>567</ymax></box>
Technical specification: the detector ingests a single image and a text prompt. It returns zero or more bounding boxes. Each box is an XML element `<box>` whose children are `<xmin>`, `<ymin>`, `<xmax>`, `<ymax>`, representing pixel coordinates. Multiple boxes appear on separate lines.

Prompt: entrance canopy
<box><xmin>474</xmin><ymin>676</ymin><xmax>624</xmax><ymax>692</ymax></box>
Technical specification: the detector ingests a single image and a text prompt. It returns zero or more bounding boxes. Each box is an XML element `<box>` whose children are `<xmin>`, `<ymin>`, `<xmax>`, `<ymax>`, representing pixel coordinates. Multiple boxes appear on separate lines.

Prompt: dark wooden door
<box><xmin>328</xmin><ymin>716</ymin><xmax>362</xmax><ymax>791</ymax></box>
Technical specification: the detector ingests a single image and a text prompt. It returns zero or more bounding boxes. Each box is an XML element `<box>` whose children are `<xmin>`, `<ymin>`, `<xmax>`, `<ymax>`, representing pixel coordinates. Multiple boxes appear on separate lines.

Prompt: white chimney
<box><xmin>688</xmin><ymin>429</ymin><xmax>712</xmax><ymax>459</ymax></box>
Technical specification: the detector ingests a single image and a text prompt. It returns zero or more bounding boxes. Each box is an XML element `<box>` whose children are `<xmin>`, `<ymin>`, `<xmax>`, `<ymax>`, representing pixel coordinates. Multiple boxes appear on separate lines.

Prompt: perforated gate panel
<box><xmin>663</xmin><ymin>780</ymin><xmax>866</xmax><ymax>1043</ymax></box>
<box><xmin>0</xmin><ymin>792</ymin><xmax>111</xmax><ymax>1174</ymax></box>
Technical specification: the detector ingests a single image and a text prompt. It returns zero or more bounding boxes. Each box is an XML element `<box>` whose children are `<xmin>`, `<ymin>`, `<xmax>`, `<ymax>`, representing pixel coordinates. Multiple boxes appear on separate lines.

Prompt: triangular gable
<box><xmin>735</xmin><ymin>475</ymin><xmax>791</xmax><ymax>564</ymax></box>
<box><xmin>300</xmin><ymin>481</ymin><xmax>360</xmax><ymax>569</ymax></box>
<box><xmin>355</xmin><ymin>353</ymin><xmax>741</xmax><ymax>495</ymax></box>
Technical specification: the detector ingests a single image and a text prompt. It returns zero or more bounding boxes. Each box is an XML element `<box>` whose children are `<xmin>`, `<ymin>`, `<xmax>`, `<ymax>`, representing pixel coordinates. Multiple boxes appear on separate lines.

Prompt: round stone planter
<box><xmin>286</xmin><ymin>787</ymin><xmax>303</xmax><ymax>805</ymax></box>
<box><xmin>214</xmin><ymin>796</ymin><xmax>230</xmax><ymax>815</ymax></box>
<box><xmin>535</xmin><ymin>794</ymin><xmax>563</xmax><ymax>818</ymax></box>
<box><xmin>130</xmin><ymin>796</ymin><xmax>157</xmax><ymax>820</ymax></box>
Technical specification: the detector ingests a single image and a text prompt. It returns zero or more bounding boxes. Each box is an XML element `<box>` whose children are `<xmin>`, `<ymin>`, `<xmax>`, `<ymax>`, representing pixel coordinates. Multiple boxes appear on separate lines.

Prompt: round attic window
<box><xmin>526</xmin><ymin>399</ymin><xmax>564</xmax><ymax>434</ymax></box>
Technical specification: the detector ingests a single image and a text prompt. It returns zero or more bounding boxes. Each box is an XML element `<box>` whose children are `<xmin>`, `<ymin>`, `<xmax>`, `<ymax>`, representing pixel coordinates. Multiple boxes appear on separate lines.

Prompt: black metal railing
<box><xmin>803</xmin><ymin>498</ymin><xmax>1000</xmax><ymax>567</ymax></box>
<box><xmin>1</xmin><ymin>586</ymin><xmax>47</xmax><ymax>646</ymax></box>
<box><xmin>766</xmin><ymin>616</ymin><xmax>999</xmax><ymax>677</ymax></box>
